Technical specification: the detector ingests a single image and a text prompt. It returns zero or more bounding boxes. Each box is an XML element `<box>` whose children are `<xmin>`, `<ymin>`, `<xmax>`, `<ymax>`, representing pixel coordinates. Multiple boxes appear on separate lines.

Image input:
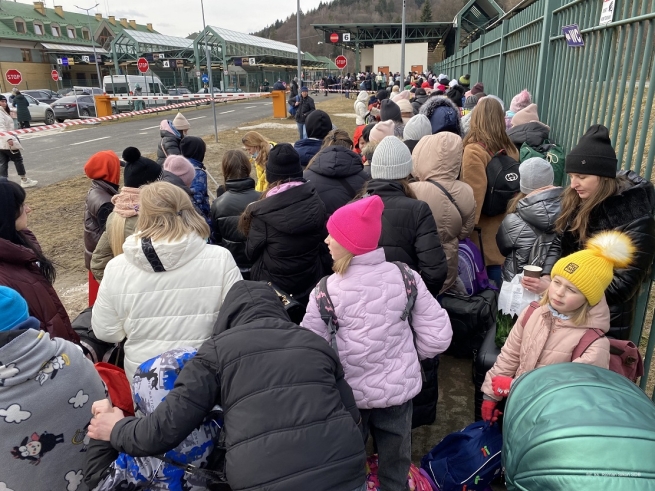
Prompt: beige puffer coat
<box><xmin>481</xmin><ymin>297</ymin><xmax>611</xmax><ymax>401</ymax></box>
<box><xmin>410</xmin><ymin>132</ymin><xmax>476</xmax><ymax>293</ymax></box>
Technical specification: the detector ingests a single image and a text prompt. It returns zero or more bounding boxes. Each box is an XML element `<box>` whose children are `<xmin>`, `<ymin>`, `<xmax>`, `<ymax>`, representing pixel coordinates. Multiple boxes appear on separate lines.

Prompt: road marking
<box><xmin>244</xmin><ymin>106</ymin><xmax>256</xmax><ymax>109</ymax></box>
<box><xmin>140</xmin><ymin>125</ymin><xmax>159</xmax><ymax>130</ymax></box>
<box><xmin>70</xmin><ymin>136</ymin><xmax>110</xmax><ymax>146</ymax></box>
<box><xmin>138</xmin><ymin>132</ymin><xmax>149</xmax><ymax>135</ymax></box>
<box><xmin>186</xmin><ymin>116</ymin><xmax>207</xmax><ymax>120</ymax></box>
<box><xmin>219</xmin><ymin>110</ymin><xmax>235</xmax><ymax>114</ymax></box>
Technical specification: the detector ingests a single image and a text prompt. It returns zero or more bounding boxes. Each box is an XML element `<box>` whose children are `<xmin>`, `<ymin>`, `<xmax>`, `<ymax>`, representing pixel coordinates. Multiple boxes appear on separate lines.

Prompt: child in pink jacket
<box><xmin>481</xmin><ymin>230</ymin><xmax>634</xmax><ymax>422</ymax></box>
<box><xmin>302</xmin><ymin>195</ymin><xmax>452</xmax><ymax>491</ymax></box>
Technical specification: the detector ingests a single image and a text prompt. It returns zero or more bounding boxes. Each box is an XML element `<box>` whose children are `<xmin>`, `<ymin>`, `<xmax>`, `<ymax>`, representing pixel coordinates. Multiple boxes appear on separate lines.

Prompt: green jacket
<box><xmin>90</xmin><ymin>213</ymin><xmax>137</xmax><ymax>281</ymax></box>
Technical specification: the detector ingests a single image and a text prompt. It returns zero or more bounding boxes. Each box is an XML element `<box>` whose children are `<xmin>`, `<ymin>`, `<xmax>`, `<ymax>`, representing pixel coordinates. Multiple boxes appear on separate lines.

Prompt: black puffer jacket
<box><xmin>245</xmin><ymin>181</ymin><xmax>329</xmax><ymax>301</ymax></box>
<box><xmin>497</xmin><ymin>187</ymin><xmax>562</xmax><ymax>282</ymax></box>
<box><xmin>412</xmin><ymin>93</ymin><xmax>429</xmax><ymax>115</ymax></box>
<box><xmin>304</xmin><ymin>146</ymin><xmax>369</xmax><ymax>216</ymax></box>
<box><xmin>367</xmin><ymin>179</ymin><xmax>447</xmax><ymax>296</ymax></box>
<box><xmin>543</xmin><ymin>171</ymin><xmax>655</xmax><ymax>339</ymax></box>
<box><xmin>210</xmin><ymin>178</ymin><xmax>260</xmax><ymax>268</ymax></box>
<box><xmin>108</xmin><ymin>281</ymin><xmax>366</xmax><ymax>491</ymax></box>
<box><xmin>507</xmin><ymin>121</ymin><xmax>550</xmax><ymax>148</ymax></box>
<box><xmin>156</xmin><ymin>121</ymin><xmax>182</xmax><ymax>165</ymax></box>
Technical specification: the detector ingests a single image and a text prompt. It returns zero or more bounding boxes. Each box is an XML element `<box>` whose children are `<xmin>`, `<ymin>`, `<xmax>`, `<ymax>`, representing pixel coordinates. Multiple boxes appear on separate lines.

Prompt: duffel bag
<box><xmin>441</xmin><ymin>288</ymin><xmax>497</xmax><ymax>358</ymax></box>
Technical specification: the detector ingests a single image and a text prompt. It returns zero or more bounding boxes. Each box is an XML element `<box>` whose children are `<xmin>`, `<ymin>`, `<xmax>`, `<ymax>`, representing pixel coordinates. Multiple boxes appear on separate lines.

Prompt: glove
<box><xmin>481</xmin><ymin>400</ymin><xmax>502</xmax><ymax>424</ymax></box>
<box><xmin>492</xmin><ymin>375</ymin><xmax>513</xmax><ymax>398</ymax></box>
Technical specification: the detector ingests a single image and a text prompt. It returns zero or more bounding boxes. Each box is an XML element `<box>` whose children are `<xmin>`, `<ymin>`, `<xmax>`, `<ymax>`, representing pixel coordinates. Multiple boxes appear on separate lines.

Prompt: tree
<box><xmin>376</xmin><ymin>0</ymin><xmax>388</xmax><ymax>16</ymax></box>
<box><xmin>420</xmin><ymin>0</ymin><xmax>433</xmax><ymax>22</ymax></box>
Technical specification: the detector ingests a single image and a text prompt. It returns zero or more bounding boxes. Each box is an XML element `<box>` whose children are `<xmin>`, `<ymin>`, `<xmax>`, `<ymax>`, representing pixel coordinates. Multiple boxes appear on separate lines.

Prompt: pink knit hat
<box><xmin>510</xmin><ymin>89</ymin><xmax>532</xmax><ymax>113</ymax></box>
<box><xmin>369</xmin><ymin>120</ymin><xmax>395</xmax><ymax>142</ymax></box>
<box><xmin>163</xmin><ymin>155</ymin><xmax>195</xmax><ymax>187</ymax></box>
<box><xmin>327</xmin><ymin>195</ymin><xmax>384</xmax><ymax>255</ymax></box>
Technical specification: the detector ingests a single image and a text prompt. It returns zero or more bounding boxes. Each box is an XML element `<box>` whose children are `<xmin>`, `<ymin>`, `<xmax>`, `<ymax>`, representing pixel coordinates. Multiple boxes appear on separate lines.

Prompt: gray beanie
<box><xmin>403</xmin><ymin>114</ymin><xmax>432</xmax><ymax>141</ymax></box>
<box><xmin>519</xmin><ymin>157</ymin><xmax>554</xmax><ymax>194</ymax></box>
<box><xmin>371</xmin><ymin>136</ymin><xmax>413</xmax><ymax>180</ymax></box>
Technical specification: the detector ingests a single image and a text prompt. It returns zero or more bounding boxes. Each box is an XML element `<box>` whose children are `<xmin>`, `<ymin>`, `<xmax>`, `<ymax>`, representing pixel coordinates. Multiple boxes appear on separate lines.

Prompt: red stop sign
<box><xmin>51</xmin><ymin>70</ymin><xmax>59</xmax><ymax>82</ymax></box>
<box><xmin>330</xmin><ymin>32</ymin><xmax>339</xmax><ymax>43</ymax></box>
<box><xmin>5</xmin><ymin>69</ymin><xmax>22</xmax><ymax>86</ymax></box>
<box><xmin>335</xmin><ymin>55</ymin><xmax>348</xmax><ymax>70</ymax></box>
<box><xmin>137</xmin><ymin>57</ymin><xmax>149</xmax><ymax>73</ymax></box>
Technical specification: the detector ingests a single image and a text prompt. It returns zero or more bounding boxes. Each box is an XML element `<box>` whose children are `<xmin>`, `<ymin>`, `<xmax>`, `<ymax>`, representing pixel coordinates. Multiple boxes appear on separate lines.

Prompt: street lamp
<box><xmin>74</xmin><ymin>3</ymin><xmax>103</xmax><ymax>87</ymax></box>
<box><xmin>200</xmin><ymin>0</ymin><xmax>218</xmax><ymax>143</ymax></box>
<box><xmin>296</xmin><ymin>0</ymin><xmax>302</xmax><ymax>83</ymax></box>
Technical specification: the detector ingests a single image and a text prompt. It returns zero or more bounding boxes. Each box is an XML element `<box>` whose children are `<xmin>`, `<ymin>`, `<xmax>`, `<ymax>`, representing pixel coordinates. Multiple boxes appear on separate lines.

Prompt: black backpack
<box><xmin>481</xmin><ymin>149</ymin><xmax>520</xmax><ymax>216</ymax></box>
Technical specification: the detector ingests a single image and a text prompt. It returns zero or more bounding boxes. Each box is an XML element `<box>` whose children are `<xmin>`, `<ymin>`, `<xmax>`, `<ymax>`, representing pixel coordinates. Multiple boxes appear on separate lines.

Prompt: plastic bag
<box><xmin>497</xmin><ymin>274</ymin><xmax>540</xmax><ymax>317</ymax></box>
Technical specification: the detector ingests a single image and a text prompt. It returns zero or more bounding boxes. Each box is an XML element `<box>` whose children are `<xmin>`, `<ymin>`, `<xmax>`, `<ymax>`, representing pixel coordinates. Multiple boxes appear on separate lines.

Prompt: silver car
<box><xmin>2</xmin><ymin>92</ymin><xmax>56</xmax><ymax>125</ymax></box>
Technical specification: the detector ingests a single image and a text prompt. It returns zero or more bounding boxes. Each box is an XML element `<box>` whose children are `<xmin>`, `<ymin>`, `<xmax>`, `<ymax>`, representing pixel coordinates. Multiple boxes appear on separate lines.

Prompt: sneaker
<box><xmin>20</xmin><ymin>178</ymin><xmax>38</xmax><ymax>188</ymax></box>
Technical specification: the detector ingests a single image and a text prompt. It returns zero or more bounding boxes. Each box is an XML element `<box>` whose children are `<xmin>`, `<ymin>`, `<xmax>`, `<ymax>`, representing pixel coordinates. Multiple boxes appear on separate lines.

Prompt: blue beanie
<box><xmin>0</xmin><ymin>286</ymin><xmax>29</xmax><ymax>332</ymax></box>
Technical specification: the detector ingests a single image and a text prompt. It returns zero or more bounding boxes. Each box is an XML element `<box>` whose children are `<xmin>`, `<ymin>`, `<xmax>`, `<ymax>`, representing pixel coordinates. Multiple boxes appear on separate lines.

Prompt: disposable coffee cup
<box><xmin>523</xmin><ymin>265</ymin><xmax>543</xmax><ymax>278</ymax></box>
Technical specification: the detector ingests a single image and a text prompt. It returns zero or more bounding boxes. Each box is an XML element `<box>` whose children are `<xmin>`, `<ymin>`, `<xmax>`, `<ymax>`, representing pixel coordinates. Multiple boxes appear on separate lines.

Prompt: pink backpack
<box><xmin>366</xmin><ymin>454</ymin><xmax>435</xmax><ymax>491</ymax></box>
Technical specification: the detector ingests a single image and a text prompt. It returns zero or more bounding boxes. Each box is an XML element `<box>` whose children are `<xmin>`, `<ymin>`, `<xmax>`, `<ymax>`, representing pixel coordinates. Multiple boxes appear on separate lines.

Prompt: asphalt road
<box><xmin>11</xmin><ymin>97</ymin><xmax>287</xmax><ymax>187</ymax></box>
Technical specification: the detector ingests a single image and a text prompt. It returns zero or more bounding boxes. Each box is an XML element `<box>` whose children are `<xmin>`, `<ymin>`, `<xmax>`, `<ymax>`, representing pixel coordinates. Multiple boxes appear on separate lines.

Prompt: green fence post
<box><xmin>535</xmin><ymin>0</ymin><xmax>557</xmax><ymax>123</ymax></box>
<box><xmin>478</xmin><ymin>32</ymin><xmax>485</xmax><ymax>84</ymax></box>
<box><xmin>497</xmin><ymin>20</ymin><xmax>510</xmax><ymax>102</ymax></box>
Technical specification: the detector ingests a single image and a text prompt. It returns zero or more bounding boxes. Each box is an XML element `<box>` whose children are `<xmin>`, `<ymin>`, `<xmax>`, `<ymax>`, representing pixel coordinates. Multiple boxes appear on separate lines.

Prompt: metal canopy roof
<box><xmin>312</xmin><ymin>23</ymin><xmax>451</xmax><ymax>51</ymax></box>
<box><xmin>110</xmin><ymin>29</ymin><xmax>195</xmax><ymax>70</ymax></box>
<box><xmin>450</xmin><ymin>0</ymin><xmax>505</xmax><ymax>50</ymax></box>
<box><xmin>209</xmin><ymin>26</ymin><xmax>299</xmax><ymax>55</ymax></box>
<box><xmin>125</xmin><ymin>31</ymin><xmax>193</xmax><ymax>49</ymax></box>
<box><xmin>41</xmin><ymin>43</ymin><xmax>108</xmax><ymax>54</ymax></box>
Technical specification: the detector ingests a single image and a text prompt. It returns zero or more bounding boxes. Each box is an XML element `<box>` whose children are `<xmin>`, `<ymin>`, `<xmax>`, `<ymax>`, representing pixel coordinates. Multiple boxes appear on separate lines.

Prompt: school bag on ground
<box><xmin>481</xmin><ymin>149</ymin><xmax>521</xmax><ymax>217</ymax></box>
<box><xmin>366</xmin><ymin>454</ymin><xmax>435</xmax><ymax>491</ymax></box>
<box><xmin>421</xmin><ymin>420</ymin><xmax>503</xmax><ymax>491</ymax></box>
<box><xmin>503</xmin><ymin>363</ymin><xmax>655</xmax><ymax>491</ymax></box>
<box><xmin>519</xmin><ymin>140</ymin><xmax>565</xmax><ymax>186</ymax></box>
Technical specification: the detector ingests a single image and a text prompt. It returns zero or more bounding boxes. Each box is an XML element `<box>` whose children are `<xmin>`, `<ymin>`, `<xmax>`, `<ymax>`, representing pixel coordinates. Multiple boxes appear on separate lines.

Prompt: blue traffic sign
<box><xmin>62</xmin><ymin>57</ymin><xmax>69</xmax><ymax>66</ymax></box>
<box><xmin>562</xmin><ymin>24</ymin><xmax>584</xmax><ymax>47</ymax></box>
<box><xmin>201</xmin><ymin>74</ymin><xmax>209</xmax><ymax>83</ymax></box>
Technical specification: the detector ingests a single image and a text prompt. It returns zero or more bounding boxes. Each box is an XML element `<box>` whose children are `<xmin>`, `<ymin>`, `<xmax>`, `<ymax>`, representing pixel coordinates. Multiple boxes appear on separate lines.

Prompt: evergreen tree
<box><xmin>420</xmin><ymin>0</ymin><xmax>433</xmax><ymax>22</ymax></box>
<box><xmin>376</xmin><ymin>0</ymin><xmax>388</xmax><ymax>16</ymax></box>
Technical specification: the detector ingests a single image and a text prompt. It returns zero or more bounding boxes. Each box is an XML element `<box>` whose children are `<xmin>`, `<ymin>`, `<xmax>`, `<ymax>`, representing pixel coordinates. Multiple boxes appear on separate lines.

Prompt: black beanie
<box><xmin>376</xmin><ymin>89</ymin><xmax>388</xmax><ymax>101</ymax></box>
<box><xmin>122</xmin><ymin>147</ymin><xmax>162</xmax><ymax>188</ymax></box>
<box><xmin>305</xmin><ymin>110</ymin><xmax>332</xmax><ymax>140</ymax></box>
<box><xmin>380</xmin><ymin>99</ymin><xmax>402</xmax><ymax>123</ymax></box>
<box><xmin>266</xmin><ymin>143</ymin><xmax>303</xmax><ymax>183</ymax></box>
<box><xmin>565</xmin><ymin>124</ymin><xmax>618</xmax><ymax>178</ymax></box>
<box><xmin>180</xmin><ymin>136</ymin><xmax>206</xmax><ymax>162</ymax></box>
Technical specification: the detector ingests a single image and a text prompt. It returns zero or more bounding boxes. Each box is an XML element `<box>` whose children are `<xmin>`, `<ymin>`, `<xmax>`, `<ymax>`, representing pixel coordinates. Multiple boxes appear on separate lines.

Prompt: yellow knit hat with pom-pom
<box><xmin>551</xmin><ymin>231</ymin><xmax>634</xmax><ymax>306</ymax></box>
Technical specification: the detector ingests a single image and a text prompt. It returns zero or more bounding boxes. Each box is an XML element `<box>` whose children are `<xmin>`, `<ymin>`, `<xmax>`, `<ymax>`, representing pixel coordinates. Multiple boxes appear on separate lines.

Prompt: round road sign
<box><xmin>5</xmin><ymin>69</ymin><xmax>22</xmax><ymax>86</ymax></box>
<box><xmin>335</xmin><ymin>55</ymin><xmax>348</xmax><ymax>70</ymax></box>
<box><xmin>137</xmin><ymin>57</ymin><xmax>149</xmax><ymax>73</ymax></box>
<box><xmin>51</xmin><ymin>70</ymin><xmax>60</xmax><ymax>82</ymax></box>
<box><xmin>330</xmin><ymin>32</ymin><xmax>339</xmax><ymax>43</ymax></box>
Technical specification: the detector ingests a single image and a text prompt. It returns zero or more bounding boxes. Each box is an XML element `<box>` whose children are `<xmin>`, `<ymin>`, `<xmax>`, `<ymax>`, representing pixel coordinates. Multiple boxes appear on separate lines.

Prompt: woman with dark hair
<box><xmin>0</xmin><ymin>178</ymin><xmax>78</xmax><ymax>342</ymax></box>
<box><xmin>210</xmin><ymin>149</ymin><xmax>261</xmax><ymax>276</ymax></box>
<box><xmin>0</xmin><ymin>95</ymin><xmax>37</xmax><ymax>187</ymax></box>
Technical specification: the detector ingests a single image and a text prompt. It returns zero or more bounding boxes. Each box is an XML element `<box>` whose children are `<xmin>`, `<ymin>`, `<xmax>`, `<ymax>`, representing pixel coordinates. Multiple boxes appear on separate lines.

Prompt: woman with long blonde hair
<box><xmin>523</xmin><ymin>124</ymin><xmax>655</xmax><ymax>340</ymax></box>
<box><xmin>242</xmin><ymin>131</ymin><xmax>275</xmax><ymax>192</ymax></box>
<box><xmin>461</xmin><ymin>96</ymin><xmax>519</xmax><ymax>286</ymax></box>
<box><xmin>92</xmin><ymin>181</ymin><xmax>241</xmax><ymax>381</ymax></box>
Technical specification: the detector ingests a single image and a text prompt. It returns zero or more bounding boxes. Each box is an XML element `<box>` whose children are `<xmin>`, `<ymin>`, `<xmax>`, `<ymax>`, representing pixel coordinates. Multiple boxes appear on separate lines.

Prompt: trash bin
<box><xmin>271</xmin><ymin>90</ymin><xmax>287</xmax><ymax>119</ymax></box>
<box><xmin>94</xmin><ymin>95</ymin><xmax>116</xmax><ymax>117</ymax></box>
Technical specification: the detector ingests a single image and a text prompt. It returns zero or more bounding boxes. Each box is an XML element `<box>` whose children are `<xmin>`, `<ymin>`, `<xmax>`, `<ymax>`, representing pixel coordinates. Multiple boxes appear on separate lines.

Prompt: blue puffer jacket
<box><xmin>294</xmin><ymin>138</ymin><xmax>323</xmax><ymax>169</ymax></box>
<box><xmin>188</xmin><ymin>157</ymin><xmax>211</xmax><ymax>226</ymax></box>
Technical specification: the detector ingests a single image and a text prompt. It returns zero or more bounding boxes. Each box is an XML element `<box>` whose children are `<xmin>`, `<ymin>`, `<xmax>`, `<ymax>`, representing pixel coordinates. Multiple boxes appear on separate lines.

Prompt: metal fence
<box><xmin>435</xmin><ymin>0</ymin><xmax>655</xmax><ymax>398</ymax></box>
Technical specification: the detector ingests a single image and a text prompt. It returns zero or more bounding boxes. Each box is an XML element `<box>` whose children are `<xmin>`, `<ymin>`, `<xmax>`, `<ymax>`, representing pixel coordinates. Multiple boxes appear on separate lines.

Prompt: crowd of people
<box><xmin>0</xmin><ymin>68</ymin><xmax>654</xmax><ymax>491</ymax></box>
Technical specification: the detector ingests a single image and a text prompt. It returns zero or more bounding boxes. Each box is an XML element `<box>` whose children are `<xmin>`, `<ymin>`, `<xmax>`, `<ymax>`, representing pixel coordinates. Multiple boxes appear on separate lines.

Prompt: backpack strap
<box><xmin>520</xmin><ymin>301</ymin><xmax>541</xmax><ymax>328</ymax></box>
<box><xmin>315</xmin><ymin>276</ymin><xmax>340</xmax><ymax>354</ymax></box>
<box><xmin>427</xmin><ymin>180</ymin><xmax>462</xmax><ymax>216</ymax></box>
<box><xmin>571</xmin><ymin>328</ymin><xmax>606</xmax><ymax>361</ymax></box>
<box><xmin>392</xmin><ymin>261</ymin><xmax>418</xmax><ymax>325</ymax></box>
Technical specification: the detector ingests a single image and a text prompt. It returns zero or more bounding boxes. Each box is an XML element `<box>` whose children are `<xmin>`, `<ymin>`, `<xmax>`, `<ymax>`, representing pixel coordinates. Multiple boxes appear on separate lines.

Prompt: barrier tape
<box><xmin>111</xmin><ymin>92</ymin><xmax>264</xmax><ymax>101</ymax></box>
<box><xmin>0</xmin><ymin>94</ymin><xmax>265</xmax><ymax>137</ymax></box>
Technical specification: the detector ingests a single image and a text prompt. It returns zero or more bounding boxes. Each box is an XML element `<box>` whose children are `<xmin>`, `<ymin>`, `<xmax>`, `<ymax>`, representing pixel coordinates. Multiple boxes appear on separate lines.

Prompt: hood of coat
<box><xmin>412</xmin><ymin>132</ymin><xmax>463</xmax><ymax>181</ymax></box>
<box><xmin>418</xmin><ymin>95</ymin><xmax>462</xmax><ymax>135</ymax></box>
<box><xmin>356</xmin><ymin>91</ymin><xmax>369</xmax><ymax>103</ymax></box>
<box><xmin>516</xmin><ymin>186</ymin><xmax>562</xmax><ymax>232</ymax></box>
<box><xmin>225</xmin><ymin>177</ymin><xmax>256</xmax><ymax>192</ymax></box>
<box><xmin>294</xmin><ymin>138</ymin><xmax>323</xmax><ymax>152</ymax></box>
<box><xmin>413</xmin><ymin>94</ymin><xmax>429</xmax><ymax>105</ymax></box>
<box><xmin>249</xmin><ymin>181</ymin><xmax>326</xmax><ymax>235</ymax></box>
<box><xmin>121</xmin><ymin>232</ymin><xmax>207</xmax><ymax>273</ymax></box>
<box><xmin>366</xmin><ymin>178</ymin><xmax>408</xmax><ymax>198</ymax></box>
<box><xmin>0</xmin><ymin>329</ymin><xmax>59</xmax><ymax>386</ymax></box>
<box><xmin>306</xmin><ymin>146</ymin><xmax>364</xmax><ymax>178</ymax></box>
<box><xmin>212</xmin><ymin>280</ymin><xmax>290</xmax><ymax>335</ymax></box>
<box><xmin>159</xmin><ymin>120</ymin><xmax>180</xmax><ymax>138</ymax></box>
<box><xmin>0</xmin><ymin>237</ymin><xmax>37</xmax><ymax>265</ymax></box>
<box><xmin>507</xmin><ymin>121</ymin><xmax>550</xmax><ymax>147</ymax></box>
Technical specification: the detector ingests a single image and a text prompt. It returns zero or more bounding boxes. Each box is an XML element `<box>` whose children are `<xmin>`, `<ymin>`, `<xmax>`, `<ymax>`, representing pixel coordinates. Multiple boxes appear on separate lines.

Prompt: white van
<box><xmin>103</xmin><ymin>75</ymin><xmax>167</xmax><ymax>112</ymax></box>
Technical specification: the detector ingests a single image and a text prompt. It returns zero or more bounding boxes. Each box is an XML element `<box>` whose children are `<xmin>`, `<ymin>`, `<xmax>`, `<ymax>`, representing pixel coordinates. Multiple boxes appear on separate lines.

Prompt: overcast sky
<box><xmin>53</xmin><ymin>0</ymin><xmax>325</xmax><ymax>39</ymax></box>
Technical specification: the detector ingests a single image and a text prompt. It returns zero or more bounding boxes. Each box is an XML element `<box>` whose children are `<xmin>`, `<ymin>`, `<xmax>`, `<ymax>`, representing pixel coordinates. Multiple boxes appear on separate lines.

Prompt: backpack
<box><xmin>522</xmin><ymin>302</ymin><xmax>645</xmax><ymax>382</ymax></box>
<box><xmin>481</xmin><ymin>149</ymin><xmax>521</xmax><ymax>217</ymax></box>
<box><xmin>420</xmin><ymin>420</ymin><xmax>503</xmax><ymax>491</ymax></box>
<box><xmin>519</xmin><ymin>140</ymin><xmax>566</xmax><ymax>187</ymax></box>
<box><xmin>71</xmin><ymin>307</ymin><xmax>124</xmax><ymax>367</ymax></box>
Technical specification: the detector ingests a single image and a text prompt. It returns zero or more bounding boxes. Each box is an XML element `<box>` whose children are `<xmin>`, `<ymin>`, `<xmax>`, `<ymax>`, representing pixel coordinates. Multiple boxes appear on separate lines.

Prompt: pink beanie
<box><xmin>163</xmin><ymin>155</ymin><xmax>195</xmax><ymax>187</ymax></box>
<box><xmin>369</xmin><ymin>120</ymin><xmax>395</xmax><ymax>142</ymax></box>
<box><xmin>510</xmin><ymin>89</ymin><xmax>532</xmax><ymax>113</ymax></box>
<box><xmin>327</xmin><ymin>195</ymin><xmax>384</xmax><ymax>255</ymax></box>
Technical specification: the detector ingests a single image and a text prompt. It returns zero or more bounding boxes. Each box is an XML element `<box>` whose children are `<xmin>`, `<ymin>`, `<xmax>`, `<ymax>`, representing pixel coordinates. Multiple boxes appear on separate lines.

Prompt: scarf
<box><xmin>111</xmin><ymin>187</ymin><xmax>141</xmax><ymax>218</ymax></box>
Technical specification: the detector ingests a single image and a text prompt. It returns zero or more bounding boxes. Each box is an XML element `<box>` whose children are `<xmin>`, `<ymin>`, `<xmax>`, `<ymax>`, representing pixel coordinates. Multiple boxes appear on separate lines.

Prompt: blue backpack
<box><xmin>421</xmin><ymin>421</ymin><xmax>503</xmax><ymax>491</ymax></box>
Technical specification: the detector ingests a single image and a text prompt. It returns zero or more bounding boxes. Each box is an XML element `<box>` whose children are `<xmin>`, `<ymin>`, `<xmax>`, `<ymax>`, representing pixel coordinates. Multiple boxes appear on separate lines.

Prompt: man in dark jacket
<box><xmin>411</xmin><ymin>88</ymin><xmax>429</xmax><ymax>115</ymax></box>
<box><xmin>294</xmin><ymin>86</ymin><xmax>315</xmax><ymax>139</ymax></box>
<box><xmin>272</xmin><ymin>79</ymin><xmax>285</xmax><ymax>91</ymax></box>
<box><xmin>87</xmin><ymin>281</ymin><xmax>367</xmax><ymax>491</ymax></box>
<box><xmin>294</xmin><ymin>109</ymin><xmax>332</xmax><ymax>168</ymax></box>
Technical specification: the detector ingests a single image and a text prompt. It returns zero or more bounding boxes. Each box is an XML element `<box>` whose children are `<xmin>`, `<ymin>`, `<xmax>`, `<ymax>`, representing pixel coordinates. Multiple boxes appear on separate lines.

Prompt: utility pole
<box><xmin>200</xmin><ymin>0</ymin><xmax>218</xmax><ymax>142</ymax></box>
<box><xmin>75</xmin><ymin>3</ymin><xmax>103</xmax><ymax>87</ymax></box>
<box><xmin>296</xmin><ymin>0</ymin><xmax>302</xmax><ymax>83</ymax></box>
<box><xmin>400</xmin><ymin>0</ymin><xmax>406</xmax><ymax>78</ymax></box>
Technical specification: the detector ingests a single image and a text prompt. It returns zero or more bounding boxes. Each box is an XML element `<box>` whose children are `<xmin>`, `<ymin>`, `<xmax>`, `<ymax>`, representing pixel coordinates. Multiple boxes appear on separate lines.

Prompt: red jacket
<box><xmin>0</xmin><ymin>234</ymin><xmax>78</xmax><ymax>343</ymax></box>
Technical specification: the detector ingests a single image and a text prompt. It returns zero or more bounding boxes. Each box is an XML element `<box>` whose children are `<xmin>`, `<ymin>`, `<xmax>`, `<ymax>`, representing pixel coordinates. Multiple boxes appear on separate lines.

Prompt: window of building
<box><xmin>21</xmin><ymin>49</ymin><xmax>31</xmax><ymax>62</ymax></box>
<box><xmin>51</xmin><ymin>25</ymin><xmax>60</xmax><ymax>37</ymax></box>
<box><xmin>67</xmin><ymin>26</ymin><xmax>75</xmax><ymax>38</ymax></box>
<box><xmin>15</xmin><ymin>20</ymin><xmax>26</xmax><ymax>33</ymax></box>
<box><xmin>82</xmin><ymin>28</ymin><xmax>90</xmax><ymax>40</ymax></box>
<box><xmin>34</xmin><ymin>23</ymin><xmax>43</xmax><ymax>35</ymax></box>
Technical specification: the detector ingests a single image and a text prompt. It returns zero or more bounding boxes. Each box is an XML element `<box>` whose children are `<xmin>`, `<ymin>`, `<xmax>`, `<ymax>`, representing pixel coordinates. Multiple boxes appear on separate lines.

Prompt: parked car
<box><xmin>1</xmin><ymin>92</ymin><xmax>56</xmax><ymax>125</ymax></box>
<box><xmin>168</xmin><ymin>88</ymin><xmax>192</xmax><ymax>95</ymax></box>
<box><xmin>51</xmin><ymin>95</ymin><xmax>97</xmax><ymax>122</ymax></box>
<box><xmin>23</xmin><ymin>89</ymin><xmax>60</xmax><ymax>105</ymax></box>
<box><xmin>196</xmin><ymin>88</ymin><xmax>221</xmax><ymax>94</ymax></box>
<box><xmin>64</xmin><ymin>87</ymin><xmax>104</xmax><ymax>96</ymax></box>
<box><xmin>222</xmin><ymin>87</ymin><xmax>244</xmax><ymax>93</ymax></box>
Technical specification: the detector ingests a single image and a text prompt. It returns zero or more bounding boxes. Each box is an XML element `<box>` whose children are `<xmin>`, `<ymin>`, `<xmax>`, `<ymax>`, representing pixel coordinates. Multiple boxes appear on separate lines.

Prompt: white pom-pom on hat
<box><xmin>586</xmin><ymin>230</ymin><xmax>635</xmax><ymax>269</ymax></box>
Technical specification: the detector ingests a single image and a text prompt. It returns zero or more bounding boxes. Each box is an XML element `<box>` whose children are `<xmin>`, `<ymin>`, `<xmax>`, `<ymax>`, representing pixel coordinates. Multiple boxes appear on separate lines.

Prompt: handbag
<box><xmin>264</xmin><ymin>281</ymin><xmax>305</xmax><ymax>324</ymax></box>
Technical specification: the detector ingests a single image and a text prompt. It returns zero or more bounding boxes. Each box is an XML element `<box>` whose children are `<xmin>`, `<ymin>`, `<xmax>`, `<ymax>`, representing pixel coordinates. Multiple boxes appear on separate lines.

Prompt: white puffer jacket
<box><xmin>92</xmin><ymin>233</ymin><xmax>242</xmax><ymax>380</ymax></box>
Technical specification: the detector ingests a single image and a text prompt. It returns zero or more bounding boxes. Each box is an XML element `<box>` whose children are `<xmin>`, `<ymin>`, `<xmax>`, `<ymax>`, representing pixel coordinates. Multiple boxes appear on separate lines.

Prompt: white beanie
<box><xmin>448</xmin><ymin>79</ymin><xmax>459</xmax><ymax>88</ymax></box>
<box><xmin>519</xmin><ymin>157</ymin><xmax>554</xmax><ymax>194</ymax></box>
<box><xmin>403</xmin><ymin>114</ymin><xmax>432</xmax><ymax>141</ymax></box>
<box><xmin>371</xmin><ymin>136</ymin><xmax>413</xmax><ymax>180</ymax></box>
